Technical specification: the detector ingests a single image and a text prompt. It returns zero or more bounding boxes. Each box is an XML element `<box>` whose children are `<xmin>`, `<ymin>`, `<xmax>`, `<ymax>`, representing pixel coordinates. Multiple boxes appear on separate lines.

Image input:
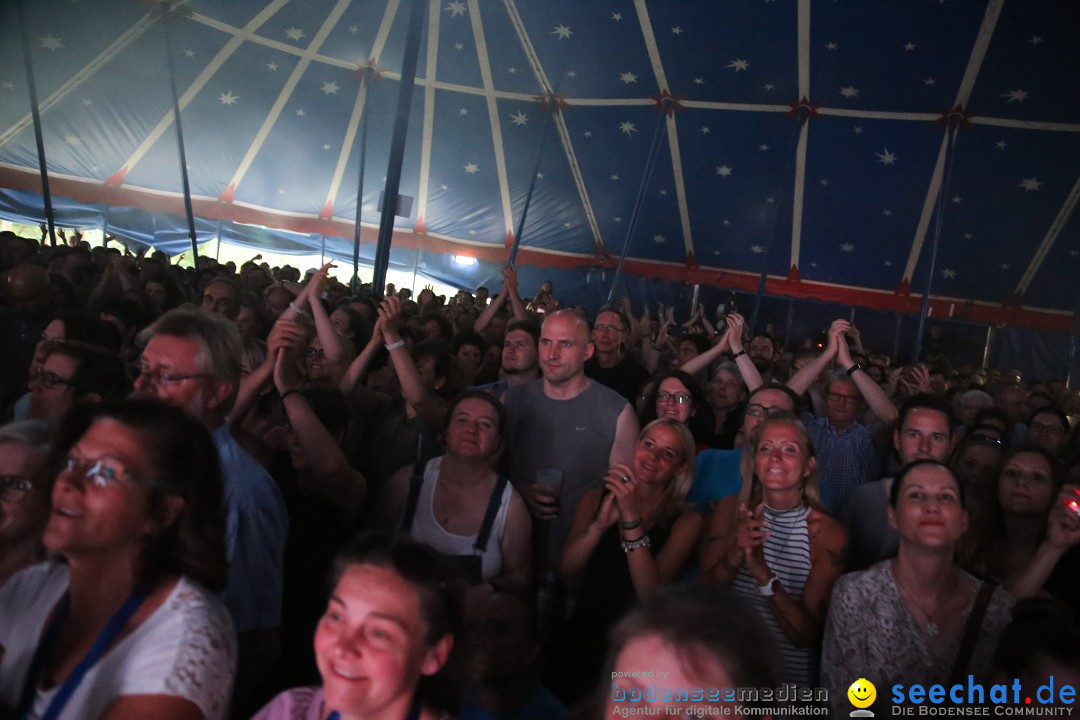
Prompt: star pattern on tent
<box><xmin>653</xmin><ymin>235</ymin><xmax>666</xmax><ymax>244</ymax></box>
<box><xmin>884</xmin><ymin>260</ymin><xmax>893</xmax><ymax>266</ymax></box>
<box><xmin>727</xmin><ymin>58</ymin><xmax>749</xmax><ymax>72</ymax></box>
<box><xmin>349</xmin><ymin>25</ymin><xmax>359</xmax><ymax>34</ymax></box>
<box><xmin>552</xmin><ymin>25</ymin><xmax>572</xmax><ymax>40</ymax></box>
<box><xmin>883</xmin><ymin>209</ymin><xmax>892</xmax><ymax>215</ymax></box>
<box><xmin>1070</xmin><ymin>250</ymin><xmax>1079</xmax><ymax>257</ymax></box>
<box><xmin>40</xmin><ymin>35</ymin><xmax>64</xmax><ymax>51</ymax></box>
<box><xmin>619</xmin><ymin>121</ymin><xmax>637</xmax><ymax>136</ymax></box>
<box><xmin>764</xmin><ymin>83</ymin><xmax>775</xmax><ymax>91</ymax></box>
<box><xmin>759</xmin><ymin>144</ymin><xmax>769</xmax><ymax>151</ymax></box>
<box><xmin>952</xmin><ymin>196</ymin><xmax>963</xmax><ymax>203</ymax></box>
<box><xmin>321</xmin><ymin>81</ymin><xmax>340</xmax><ymax>95</ymax></box>
<box><xmin>722</xmin><ymin>219</ymin><xmax>731</xmax><ymax>226</ymax></box>
<box><xmin>876</xmin><ymin>148</ymin><xmax>897</xmax><ymax>165</ymax></box>
<box><xmin>671</xmin><ymin>27</ymin><xmax>683</xmax><ymax>35</ymax></box>
<box><xmin>750</xmin><ymin>245</ymin><xmax>765</xmax><ymax>254</ymax></box>
<box><xmin>995</xmin><ymin>140</ymin><xmax>1008</xmax><ymax>149</ymax></box>
<box><xmin>219</xmin><ymin>91</ymin><xmax>239</xmax><ymax>105</ymax></box>
<box><xmin>941</xmin><ymin>268</ymin><xmax>956</xmax><ymax>279</ymax></box>
<box><xmin>510</xmin><ymin>111</ymin><xmax>528</xmax><ymax>126</ymax></box>
<box><xmin>322</xmin><ymin>144</ymin><xmax>331</xmax><ymax>150</ymax></box>
<box><xmin>439</xmin><ymin>184</ymin><xmax>449</xmax><ymax>190</ymax></box>
<box><xmin>964</xmin><ymin>232</ymin><xmax>974</xmax><ymax>239</ymax></box>
<box><xmin>464</xmin><ymin>163</ymin><xmax>479</xmax><ymax>174</ymax></box>
<box><xmin>267</xmin><ymin>62</ymin><xmax>278</xmax><ymax>71</ymax></box>
<box><xmin>1001</xmin><ymin>263</ymin><xmax>1011</xmax><ymax>270</ymax></box>
<box><xmin>445</xmin><ymin>1</ymin><xmax>466</xmax><ymax>17</ymax></box>
<box><xmin>563</xmin><ymin>222</ymin><xmax>572</xmax><ymax>229</ymax></box>
<box><xmin>566</xmin><ymin>70</ymin><xmax>576</xmax><ymax>78</ymax></box>
<box><xmin>2</xmin><ymin>81</ymin><xmax>14</xmax><ymax>89</ymax></box>
<box><xmin>825</xmin><ymin>41</ymin><xmax>837</xmax><ymax>50</ymax></box>
<box><xmin>81</xmin><ymin>98</ymin><xmax>92</xmax><ymax>106</ymax></box>
<box><xmin>454</xmin><ymin>42</ymin><xmax>464</xmax><ymax>50</ymax></box>
<box><xmin>841</xmin><ymin>243</ymin><xmax>855</xmax><ymax>252</ymax></box>
<box><xmin>693</xmin><ymin>78</ymin><xmax>704</xmax><ymax>85</ymax></box>
<box><xmin>1019</xmin><ymin>177</ymin><xmax>1042</xmax><ymax>191</ymax></box>
<box><xmin>184</xmin><ymin>49</ymin><xmax>195</xmax><ymax>58</ymax></box>
<box><xmin>583</xmin><ymin>131</ymin><xmax>593</xmax><ymax>138</ymax></box>
<box><xmin>285</xmin><ymin>27</ymin><xmax>305</xmax><ymax>41</ymax></box>
<box><xmin>1002</xmin><ymin>89</ymin><xmax>1029</xmax><ymax>103</ymax></box>
<box><xmin>620</xmin><ymin>72</ymin><xmax>637</xmax><ymax>84</ymax></box>
<box><xmin>853</xmin><ymin>126</ymin><xmax>864</xmax><ymax>134</ymax></box>
<box><xmin>659</xmin><ymin>189</ymin><xmax>667</xmax><ymax>196</ymax></box>
<box><xmin>924</xmin><ymin>78</ymin><xmax>936</xmax><ymax>86</ymax></box>
<box><xmin>536</xmin><ymin>172</ymin><xmax>544</xmax><ymax>179</ymax></box>
<box><xmin>614</xmin><ymin>217</ymin><xmax>622</xmax><ymax>223</ymax></box>
<box><xmin>903</xmin><ymin>41</ymin><xmax>917</xmax><ymax>51</ymax></box>
<box><xmin>65</xmin><ymin>134</ymin><xmax>82</xmax><ymax>146</ymax></box>
<box><xmin>468</xmin><ymin>229</ymin><xmax>477</xmax><ymax>235</ymax></box>
<box><xmin>296</xmin><ymin>108</ymin><xmax>305</xmax><ymax>116</ymax></box>
<box><xmin>701</xmin><ymin>127</ymin><xmax>711</xmax><ymax>134</ymax></box>
<box><xmin>611</xmin><ymin>12</ymin><xmax>622</xmax><ymax>21</ymax></box>
<box><xmin>766</xmin><ymin>197</ymin><xmax>775</xmax><ymax>204</ymax></box>
<box><xmin>610</xmin><ymin>174</ymin><xmax>620</xmax><ymax>181</ymax></box>
<box><xmin>840</xmin><ymin>86</ymin><xmax>860</xmax><ymax>98</ymax></box>
<box><xmin>820</xmin><ymin>178</ymin><xmax>829</xmax><ymax>185</ymax></box>
<box><xmin>1028</xmin><ymin>35</ymin><xmax>1044</xmax><ymax>44</ymax></box>
<box><xmin>716</xmin><ymin>165</ymin><xmax>733</xmax><ymax>177</ymax></box>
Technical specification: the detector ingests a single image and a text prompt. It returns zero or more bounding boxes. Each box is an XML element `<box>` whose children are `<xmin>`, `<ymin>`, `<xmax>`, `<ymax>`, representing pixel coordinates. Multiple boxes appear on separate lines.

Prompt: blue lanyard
<box><xmin>16</xmin><ymin>586</ymin><xmax>148</xmax><ymax>720</ymax></box>
<box><xmin>326</xmin><ymin>696</ymin><xmax>421</xmax><ymax>720</ymax></box>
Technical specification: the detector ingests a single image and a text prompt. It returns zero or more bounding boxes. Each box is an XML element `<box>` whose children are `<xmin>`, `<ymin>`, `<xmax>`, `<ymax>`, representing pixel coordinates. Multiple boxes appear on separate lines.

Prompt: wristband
<box><xmin>385</xmin><ymin>340</ymin><xmax>405</xmax><ymax>351</ymax></box>
<box><xmin>621</xmin><ymin>535</ymin><xmax>651</xmax><ymax>553</ymax></box>
<box><xmin>620</xmin><ymin>518</ymin><xmax>643</xmax><ymax>530</ymax></box>
<box><xmin>732</xmin><ymin>349</ymin><xmax>747</xmax><ymax>359</ymax></box>
<box><xmin>758</xmin><ymin>575</ymin><xmax>782</xmax><ymax>597</ymax></box>
<box><xmin>288</xmin><ymin>302</ymin><xmax>307</xmax><ymax>316</ymax></box>
<box><xmin>845</xmin><ymin>363</ymin><xmax>861</xmax><ymax>376</ymax></box>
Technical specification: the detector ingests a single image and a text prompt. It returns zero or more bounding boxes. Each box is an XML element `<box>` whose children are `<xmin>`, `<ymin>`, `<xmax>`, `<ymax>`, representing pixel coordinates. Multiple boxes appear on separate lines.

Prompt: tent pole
<box><xmin>607</xmin><ymin>98</ymin><xmax>671</xmax><ymax>306</ymax></box>
<box><xmin>320</xmin><ymin>234</ymin><xmax>327</xmax><ymax>268</ymax></box>
<box><xmin>689</xmin><ymin>284</ymin><xmax>700</xmax><ymax>318</ymax></box>
<box><xmin>159</xmin><ymin>4</ymin><xmax>199</xmax><ymax>265</ymax></box>
<box><xmin>15</xmin><ymin>0</ymin><xmax>57</xmax><ymax>248</ymax></box>
<box><xmin>982</xmin><ymin>325</ymin><xmax>995</xmax><ymax>373</ymax></box>
<box><xmin>351</xmin><ymin>71</ymin><xmax>371</xmax><ymax>294</ymax></box>
<box><xmin>508</xmin><ymin>99</ymin><xmax>558</xmax><ymax>267</ymax></box>
<box><xmin>372</xmin><ymin>0</ymin><xmax>427</xmax><ymax>299</ymax></box>
<box><xmin>784</xmin><ymin>297</ymin><xmax>794</xmax><ymax>348</ymax></box>
<box><xmin>914</xmin><ymin>118</ymin><xmax>961</xmax><ymax>362</ymax></box>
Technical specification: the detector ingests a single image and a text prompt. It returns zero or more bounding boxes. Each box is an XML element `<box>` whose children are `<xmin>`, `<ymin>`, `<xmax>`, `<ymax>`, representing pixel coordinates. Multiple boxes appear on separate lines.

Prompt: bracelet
<box><xmin>288</xmin><ymin>302</ymin><xmax>307</xmax><ymax>316</ymax></box>
<box><xmin>621</xmin><ymin>535</ymin><xmax>651</xmax><ymax>553</ymax></box>
<box><xmin>845</xmin><ymin>363</ymin><xmax>861</xmax><ymax>376</ymax></box>
<box><xmin>758</xmin><ymin>575</ymin><xmax>782</xmax><ymax>597</ymax></box>
<box><xmin>385</xmin><ymin>340</ymin><xmax>405</xmax><ymax>351</ymax></box>
<box><xmin>280</xmin><ymin>388</ymin><xmax>302</xmax><ymax>403</ymax></box>
<box><xmin>732</xmin><ymin>349</ymin><xmax>747</xmax><ymax>359</ymax></box>
<box><xmin>620</xmin><ymin>518</ymin><xmax>643</xmax><ymax>530</ymax></box>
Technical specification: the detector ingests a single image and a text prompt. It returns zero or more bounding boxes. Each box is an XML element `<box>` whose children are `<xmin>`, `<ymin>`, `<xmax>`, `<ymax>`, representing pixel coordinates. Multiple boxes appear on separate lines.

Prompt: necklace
<box><xmin>893</xmin><ymin>567</ymin><xmax>954</xmax><ymax>638</ymax></box>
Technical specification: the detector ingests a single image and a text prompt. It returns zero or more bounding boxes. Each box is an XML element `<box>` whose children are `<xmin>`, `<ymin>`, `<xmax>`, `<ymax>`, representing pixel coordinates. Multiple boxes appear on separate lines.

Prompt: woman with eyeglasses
<box><xmin>637</xmin><ymin>369</ymin><xmax>715</xmax><ymax>450</ymax></box>
<box><xmin>0</xmin><ymin>399</ymin><xmax>235</xmax><ymax>719</ymax></box>
<box><xmin>708</xmin><ymin>412</ymin><xmax>847</xmax><ymax>687</ymax></box>
<box><xmin>962</xmin><ymin>445</ymin><xmax>1080</xmax><ymax>603</ymax></box>
<box><xmin>821</xmin><ymin>461</ymin><xmax>1014</xmax><ymax>715</ymax></box>
<box><xmin>555</xmin><ymin>418</ymin><xmax>704</xmax><ymax>702</ymax></box>
<box><xmin>0</xmin><ymin>420</ymin><xmax>52</xmax><ymax>587</ymax></box>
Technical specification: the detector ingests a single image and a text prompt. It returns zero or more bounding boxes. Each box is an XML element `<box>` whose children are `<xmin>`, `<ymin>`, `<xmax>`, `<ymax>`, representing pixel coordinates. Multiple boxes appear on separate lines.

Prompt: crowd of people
<box><xmin>1</xmin><ymin>227</ymin><xmax>1080</xmax><ymax>719</ymax></box>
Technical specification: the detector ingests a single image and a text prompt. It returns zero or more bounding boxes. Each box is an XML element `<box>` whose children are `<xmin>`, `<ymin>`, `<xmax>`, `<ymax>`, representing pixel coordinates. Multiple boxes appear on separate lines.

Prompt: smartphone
<box><xmin>1065</xmin><ymin>489</ymin><xmax>1080</xmax><ymax>518</ymax></box>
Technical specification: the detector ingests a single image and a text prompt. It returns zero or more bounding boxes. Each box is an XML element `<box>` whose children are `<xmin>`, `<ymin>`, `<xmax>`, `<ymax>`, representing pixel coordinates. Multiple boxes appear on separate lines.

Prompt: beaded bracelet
<box><xmin>621</xmin><ymin>535</ymin><xmax>651</xmax><ymax>553</ymax></box>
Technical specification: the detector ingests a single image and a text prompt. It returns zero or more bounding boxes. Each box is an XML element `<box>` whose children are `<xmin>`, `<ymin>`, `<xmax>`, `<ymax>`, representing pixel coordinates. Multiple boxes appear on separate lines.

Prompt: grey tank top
<box><xmin>503</xmin><ymin>379</ymin><xmax>629</xmax><ymax>561</ymax></box>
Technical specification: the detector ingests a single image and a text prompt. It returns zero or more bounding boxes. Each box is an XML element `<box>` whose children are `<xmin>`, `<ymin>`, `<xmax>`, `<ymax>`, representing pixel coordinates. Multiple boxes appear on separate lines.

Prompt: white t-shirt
<box><xmin>0</xmin><ymin>562</ymin><xmax>236</xmax><ymax>720</ymax></box>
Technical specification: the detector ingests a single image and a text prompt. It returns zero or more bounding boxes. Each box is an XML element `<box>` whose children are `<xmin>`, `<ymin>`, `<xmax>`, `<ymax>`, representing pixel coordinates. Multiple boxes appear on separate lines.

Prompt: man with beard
<box><xmin>748</xmin><ymin>331</ymin><xmax>778</xmax><ymax>385</ymax></box>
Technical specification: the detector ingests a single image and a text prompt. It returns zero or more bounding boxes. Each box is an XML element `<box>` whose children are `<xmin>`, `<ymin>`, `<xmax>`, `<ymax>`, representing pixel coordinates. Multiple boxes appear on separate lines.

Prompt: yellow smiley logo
<box><xmin>847</xmin><ymin>678</ymin><xmax>876</xmax><ymax>709</ymax></box>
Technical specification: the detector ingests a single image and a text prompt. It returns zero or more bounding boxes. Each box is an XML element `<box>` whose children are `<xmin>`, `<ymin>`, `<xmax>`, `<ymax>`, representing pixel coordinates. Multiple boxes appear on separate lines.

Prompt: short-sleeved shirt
<box><xmin>802</xmin><ymin>415</ymin><xmax>881</xmax><ymax>517</ymax></box>
<box><xmin>214</xmin><ymin>424</ymin><xmax>289</xmax><ymax>633</ymax></box>
<box><xmin>0</xmin><ymin>562</ymin><xmax>236</xmax><ymax>720</ymax></box>
<box><xmin>687</xmin><ymin>448</ymin><xmax>743</xmax><ymax>512</ymax></box>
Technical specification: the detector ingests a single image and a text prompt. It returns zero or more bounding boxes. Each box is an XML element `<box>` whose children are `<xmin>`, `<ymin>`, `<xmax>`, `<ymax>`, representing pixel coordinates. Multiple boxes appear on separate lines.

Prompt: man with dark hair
<box><xmin>27</xmin><ymin>339</ymin><xmax>131</xmax><ymax>420</ymax></box>
<box><xmin>201</xmin><ymin>277</ymin><xmax>241</xmax><ymax>321</ymax></box>
<box><xmin>748</xmin><ymin>331</ymin><xmax>778</xmax><ymax>384</ymax></box>
<box><xmin>844</xmin><ymin>394</ymin><xmax>955</xmax><ymax>569</ymax></box>
<box><xmin>787</xmin><ymin>319</ymin><xmax>898</xmax><ymax>516</ymax></box>
<box><xmin>133</xmin><ymin>307</ymin><xmax>287</xmax><ymax>708</ymax></box>
<box><xmin>584</xmin><ymin>306</ymin><xmax>649</xmax><ymax>404</ymax></box>
<box><xmin>475</xmin><ymin>319</ymin><xmax>541</xmax><ymax>396</ymax></box>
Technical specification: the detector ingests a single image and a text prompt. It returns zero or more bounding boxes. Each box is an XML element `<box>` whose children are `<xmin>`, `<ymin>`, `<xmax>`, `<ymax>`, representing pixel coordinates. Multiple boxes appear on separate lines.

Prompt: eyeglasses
<box><xmin>827</xmin><ymin>392</ymin><xmax>859</xmax><ymax>404</ymax></box>
<box><xmin>593</xmin><ymin>324</ymin><xmax>624</xmax><ymax>334</ymax></box>
<box><xmin>967</xmin><ymin>433</ymin><xmax>1004</xmax><ymax>446</ymax></box>
<box><xmin>134</xmin><ymin>362</ymin><xmax>211</xmax><ymax>386</ymax></box>
<box><xmin>657</xmin><ymin>391</ymin><xmax>692</xmax><ymax>405</ymax></box>
<box><xmin>305</xmin><ymin>346</ymin><xmax>326</xmax><ymax>358</ymax></box>
<box><xmin>745</xmin><ymin>403</ymin><xmax>785</xmax><ymax>418</ymax></box>
<box><xmin>62</xmin><ymin>454</ymin><xmax>140</xmax><ymax>489</ymax></box>
<box><xmin>31</xmin><ymin>366</ymin><xmax>77</xmax><ymax>390</ymax></box>
<box><xmin>0</xmin><ymin>475</ymin><xmax>32</xmax><ymax>502</ymax></box>
<box><xmin>1028</xmin><ymin>422</ymin><xmax>1065</xmax><ymax>436</ymax></box>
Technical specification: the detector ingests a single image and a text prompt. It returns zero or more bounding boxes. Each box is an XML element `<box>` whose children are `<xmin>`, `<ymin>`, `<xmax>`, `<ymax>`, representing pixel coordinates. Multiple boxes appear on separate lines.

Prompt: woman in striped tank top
<box><xmin>709</xmin><ymin>412</ymin><xmax>848</xmax><ymax>687</ymax></box>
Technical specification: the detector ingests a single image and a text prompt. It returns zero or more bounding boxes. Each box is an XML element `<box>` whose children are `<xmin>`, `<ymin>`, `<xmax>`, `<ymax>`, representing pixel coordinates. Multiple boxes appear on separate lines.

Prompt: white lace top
<box><xmin>0</xmin><ymin>562</ymin><xmax>236</xmax><ymax>720</ymax></box>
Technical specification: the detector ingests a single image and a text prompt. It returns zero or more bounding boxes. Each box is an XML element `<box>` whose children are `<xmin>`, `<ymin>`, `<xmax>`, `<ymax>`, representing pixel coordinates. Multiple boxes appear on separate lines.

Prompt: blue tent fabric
<box><xmin>1</xmin><ymin>0</ymin><xmax>1079</xmax><ymax>317</ymax></box>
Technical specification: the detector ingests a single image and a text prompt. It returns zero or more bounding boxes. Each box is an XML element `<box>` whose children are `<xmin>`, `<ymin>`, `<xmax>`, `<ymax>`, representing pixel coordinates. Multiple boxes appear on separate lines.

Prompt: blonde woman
<box><xmin>556</xmin><ymin>418</ymin><xmax>705</xmax><ymax>702</ymax></box>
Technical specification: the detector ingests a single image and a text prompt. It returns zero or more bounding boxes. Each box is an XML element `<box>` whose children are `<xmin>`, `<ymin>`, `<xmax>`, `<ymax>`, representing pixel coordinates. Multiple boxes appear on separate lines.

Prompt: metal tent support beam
<box><xmin>913</xmin><ymin>118</ymin><xmax>962</xmax><ymax>362</ymax></box>
<box><xmin>159</xmin><ymin>3</ymin><xmax>199</xmax><ymax>264</ymax></box>
<box><xmin>606</xmin><ymin>98</ymin><xmax>671</xmax><ymax>306</ymax></box>
<box><xmin>351</xmin><ymin>71</ymin><xmax>371</xmax><ymax>294</ymax></box>
<box><xmin>372</xmin><ymin>0</ymin><xmax>427</xmax><ymax>299</ymax></box>
<box><xmin>15</xmin><ymin>0</ymin><xmax>56</xmax><ymax>248</ymax></box>
<box><xmin>508</xmin><ymin>101</ymin><xmax>558</xmax><ymax>267</ymax></box>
